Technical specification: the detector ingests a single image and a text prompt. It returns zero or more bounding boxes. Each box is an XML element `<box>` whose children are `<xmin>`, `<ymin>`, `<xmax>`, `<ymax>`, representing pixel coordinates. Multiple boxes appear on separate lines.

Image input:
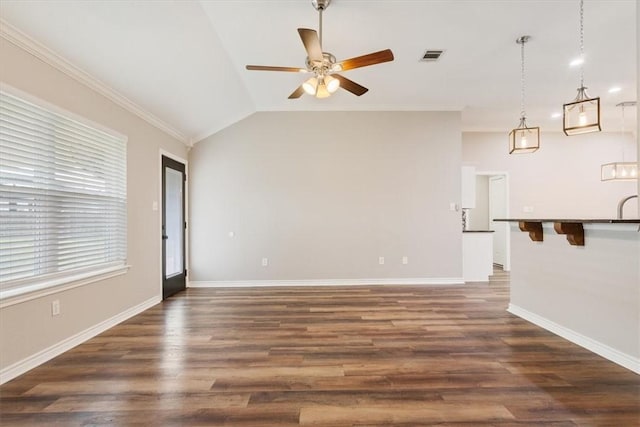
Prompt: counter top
<box><xmin>495</xmin><ymin>218</ymin><xmax>639</xmax><ymax>246</ymax></box>
<box><xmin>463</xmin><ymin>230</ymin><xmax>495</xmax><ymax>233</ymax></box>
<box><xmin>494</xmin><ymin>218</ymin><xmax>640</xmax><ymax>223</ymax></box>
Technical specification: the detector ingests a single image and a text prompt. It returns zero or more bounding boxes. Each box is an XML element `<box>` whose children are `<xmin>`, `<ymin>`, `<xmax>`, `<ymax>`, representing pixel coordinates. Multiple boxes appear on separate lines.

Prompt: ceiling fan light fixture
<box><xmin>325</xmin><ymin>75</ymin><xmax>340</xmax><ymax>93</ymax></box>
<box><xmin>315</xmin><ymin>79</ymin><xmax>331</xmax><ymax>98</ymax></box>
<box><xmin>302</xmin><ymin>77</ymin><xmax>318</xmax><ymax>95</ymax></box>
<box><xmin>244</xmin><ymin>0</ymin><xmax>393</xmax><ymax>99</ymax></box>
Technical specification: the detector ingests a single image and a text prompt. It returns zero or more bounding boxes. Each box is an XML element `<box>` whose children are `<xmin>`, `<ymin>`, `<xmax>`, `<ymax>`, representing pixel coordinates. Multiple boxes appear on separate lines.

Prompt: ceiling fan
<box><xmin>245</xmin><ymin>0</ymin><xmax>394</xmax><ymax>99</ymax></box>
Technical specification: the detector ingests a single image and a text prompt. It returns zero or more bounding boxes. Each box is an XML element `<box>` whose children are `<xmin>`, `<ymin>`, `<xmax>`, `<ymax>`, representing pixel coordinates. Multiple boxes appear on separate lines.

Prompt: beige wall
<box><xmin>0</xmin><ymin>38</ymin><xmax>187</xmax><ymax>372</ymax></box>
<box><xmin>189</xmin><ymin>111</ymin><xmax>463</xmax><ymax>283</ymax></box>
<box><xmin>463</xmin><ymin>132</ymin><xmax>638</xmax><ymax>218</ymax></box>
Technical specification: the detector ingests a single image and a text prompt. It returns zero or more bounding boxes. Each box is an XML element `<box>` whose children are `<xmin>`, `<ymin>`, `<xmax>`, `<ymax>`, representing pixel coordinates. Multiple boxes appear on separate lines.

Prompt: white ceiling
<box><xmin>0</xmin><ymin>0</ymin><xmax>637</xmax><ymax>144</ymax></box>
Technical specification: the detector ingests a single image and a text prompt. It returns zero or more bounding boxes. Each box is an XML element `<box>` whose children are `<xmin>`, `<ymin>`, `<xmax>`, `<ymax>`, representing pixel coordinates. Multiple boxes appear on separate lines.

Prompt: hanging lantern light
<box><xmin>563</xmin><ymin>0</ymin><xmax>601</xmax><ymax>135</ymax></box>
<box><xmin>601</xmin><ymin>101</ymin><xmax>638</xmax><ymax>181</ymax></box>
<box><xmin>509</xmin><ymin>35</ymin><xmax>540</xmax><ymax>154</ymax></box>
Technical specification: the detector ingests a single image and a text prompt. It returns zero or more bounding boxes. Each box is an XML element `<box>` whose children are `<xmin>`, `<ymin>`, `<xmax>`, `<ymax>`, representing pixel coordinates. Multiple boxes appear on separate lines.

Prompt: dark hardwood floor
<box><xmin>1</xmin><ymin>269</ymin><xmax>639</xmax><ymax>426</ymax></box>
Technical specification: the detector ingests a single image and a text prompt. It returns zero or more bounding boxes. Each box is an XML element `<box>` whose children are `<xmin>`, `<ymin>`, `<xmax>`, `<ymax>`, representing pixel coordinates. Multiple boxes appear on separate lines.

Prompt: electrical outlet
<box><xmin>378</xmin><ymin>257</ymin><xmax>385</xmax><ymax>265</ymax></box>
<box><xmin>51</xmin><ymin>300</ymin><xmax>60</xmax><ymax>316</ymax></box>
<box><xmin>402</xmin><ymin>256</ymin><xmax>408</xmax><ymax>265</ymax></box>
<box><xmin>261</xmin><ymin>257</ymin><xmax>268</xmax><ymax>267</ymax></box>
<box><xmin>523</xmin><ymin>206</ymin><xmax>534</xmax><ymax>213</ymax></box>
<box><xmin>228</xmin><ymin>231</ymin><xmax>235</xmax><ymax>238</ymax></box>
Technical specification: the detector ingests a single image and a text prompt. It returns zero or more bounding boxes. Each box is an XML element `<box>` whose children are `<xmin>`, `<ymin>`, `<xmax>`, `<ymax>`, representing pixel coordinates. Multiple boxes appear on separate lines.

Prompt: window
<box><xmin>0</xmin><ymin>88</ymin><xmax>127</xmax><ymax>298</ymax></box>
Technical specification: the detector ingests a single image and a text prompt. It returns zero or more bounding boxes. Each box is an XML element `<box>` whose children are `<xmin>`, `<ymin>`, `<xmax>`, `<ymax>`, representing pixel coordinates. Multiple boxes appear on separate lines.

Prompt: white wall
<box><xmin>0</xmin><ymin>35</ymin><xmax>187</xmax><ymax>375</ymax></box>
<box><xmin>189</xmin><ymin>111</ymin><xmax>463</xmax><ymax>283</ymax></box>
<box><xmin>463</xmin><ymin>132</ymin><xmax>638</xmax><ymax>218</ymax></box>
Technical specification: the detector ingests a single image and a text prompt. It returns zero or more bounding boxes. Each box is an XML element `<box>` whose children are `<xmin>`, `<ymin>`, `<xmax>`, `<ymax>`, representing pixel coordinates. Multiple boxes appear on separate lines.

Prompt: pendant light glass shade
<box><xmin>509</xmin><ymin>118</ymin><xmax>540</xmax><ymax>154</ymax></box>
<box><xmin>563</xmin><ymin>0</ymin><xmax>601</xmax><ymax>136</ymax></box>
<box><xmin>601</xmin><ymin>162</ymin><xmax>638</xmax><ymax>181</ymax></box>
<box><xmin>509</xmin><ymin>35</ymin><xmax>539</xmax><ymax>154</ymax></box>
<box><xmin>563</xmin><ymin>87</ymin><xmax>601</xmax><ymax>135</ymax></box>
<box><xmin>600</xmin><ymin>101</ymin><xmax>637</xmax><ymax>182</ymax></box>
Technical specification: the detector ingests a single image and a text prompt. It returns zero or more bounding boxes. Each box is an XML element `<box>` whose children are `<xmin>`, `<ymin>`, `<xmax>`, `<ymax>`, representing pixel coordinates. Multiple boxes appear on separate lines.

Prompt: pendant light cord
<box><xmin>620</xmin><ymin>105</ymin><xmax>626</xmax><ymax>161</ymax></box>
<box><xmin>579</xmin><ymin>0</ymin><xmax>584</xmax><ymax>88</ymax></box>
<box><xmin>520</xmin><ymin>37</ymin><xmax>526</xmax><ymax>120</ymax></box>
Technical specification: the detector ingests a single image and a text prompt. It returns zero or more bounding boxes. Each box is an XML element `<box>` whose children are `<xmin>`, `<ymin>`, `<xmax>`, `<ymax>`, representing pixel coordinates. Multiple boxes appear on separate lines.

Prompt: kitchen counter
<box><xmin>503</xmin><ymin>219</ymin><xmax>639</xmax><ymax>373</ymax></box>
<box><xmin>494</xmin><ymin>218</ymin><xmax>639</xmax><ymax>246</ymax></box>
<box><xmin>462</xmin><ymin>231</ymin><xmax>493</xmax><ymax>282</ymax></box>
<box><xmin>494</xmin><ymin>218</ymin><xmax>640</xmax><ymax>223</ymax></box>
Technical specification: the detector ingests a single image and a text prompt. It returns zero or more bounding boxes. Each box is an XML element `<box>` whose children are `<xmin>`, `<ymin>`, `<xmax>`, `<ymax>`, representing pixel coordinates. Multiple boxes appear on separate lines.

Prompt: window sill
<box><xmin>0</xmin><ymin>265</ymin><xmax>131</xmax><ymax>309</ymax></box>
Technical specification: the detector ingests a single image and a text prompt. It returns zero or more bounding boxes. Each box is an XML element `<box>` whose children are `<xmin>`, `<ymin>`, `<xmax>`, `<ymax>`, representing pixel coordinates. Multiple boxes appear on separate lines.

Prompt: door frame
<box><xmin>159</xmin><ymin>150</ymin><xmax>189</xmax><ymax>298</ymax></box>
<box><xmin>477</xmin><ymin>171</ymin><xmax>510</xmax><ymax>271</ymax></box>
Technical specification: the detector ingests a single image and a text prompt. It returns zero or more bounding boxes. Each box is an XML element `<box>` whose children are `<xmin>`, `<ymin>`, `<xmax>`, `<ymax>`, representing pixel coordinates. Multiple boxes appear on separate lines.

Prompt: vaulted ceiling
<box><xmin>0</xmin><ymin>0</ymin><xmax>636</xmax><ymax>145</ymax></box>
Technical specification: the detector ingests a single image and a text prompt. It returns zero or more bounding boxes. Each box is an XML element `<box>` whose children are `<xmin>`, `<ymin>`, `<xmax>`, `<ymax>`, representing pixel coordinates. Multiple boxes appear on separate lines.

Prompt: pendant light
<box><xmin>563</xmin><ymin>0</ymin><xmax>601</xmax><ymax>135</ymax></box>
<box><xmin>509</xmin><ymin>35</ymin><xmax>540</xmax><ymax>154</ymax></box>
<box><xmin>601</xmin><ymin>102</ymin><xmax>638</xmax><ymax>181</ymax></box>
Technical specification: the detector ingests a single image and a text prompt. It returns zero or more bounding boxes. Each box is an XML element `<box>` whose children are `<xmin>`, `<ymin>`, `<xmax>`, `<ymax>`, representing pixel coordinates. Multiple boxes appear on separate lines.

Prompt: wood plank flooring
<box><xmin>1</xmin><ymin>269</ymin><xmax>639</xmax><ymax>426</ymax></box>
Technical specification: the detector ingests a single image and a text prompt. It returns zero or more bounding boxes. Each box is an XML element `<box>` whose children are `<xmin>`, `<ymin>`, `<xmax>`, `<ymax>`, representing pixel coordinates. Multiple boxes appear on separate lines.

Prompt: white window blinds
<box><xmin>0</xmin><ymin>89</ymin><xmax>127</xmax><ymax>295</ymax></box>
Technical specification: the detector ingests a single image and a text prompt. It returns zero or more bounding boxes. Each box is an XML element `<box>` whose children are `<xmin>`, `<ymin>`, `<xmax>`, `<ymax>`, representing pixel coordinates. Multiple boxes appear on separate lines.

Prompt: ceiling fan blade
<box><xmin>333</xmin><ymin>74</ymin><xmax>368</xmax><ymax>96</ymax></box>
<box><xmin>336</xmin><ymin>49</ymin><xmax>394</xmax><ymax>72</ymax></box>
<box><xmin>246</xmin><ymin>65</ymin><xmax>308</xmax><ymax>72</ymax></box>
<box><xmin>298</xmin><ymin>28</ymin><xmax>323</xmax><ymax>63</ymax></box>
<box><xmin>288</xmin><ymin>85</ymin><xmax>305</xmax><ymax>99</ymax></box>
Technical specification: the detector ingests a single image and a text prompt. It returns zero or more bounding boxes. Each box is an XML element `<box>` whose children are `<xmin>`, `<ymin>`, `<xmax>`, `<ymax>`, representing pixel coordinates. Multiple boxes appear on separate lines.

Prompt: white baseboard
<box><xmin>0</xmin><ymin>295</ymin><xmax>161</xmax><ymax>385</ymax></box>
<box><xmin>189</xmin><ymin>277</ymin><xmax>465</xmax><ymax>288</ymax></box>
<box><xmin>508</xmin><ymin>304</ymin><xmax>640</xmax><ymax>375</ymax></box>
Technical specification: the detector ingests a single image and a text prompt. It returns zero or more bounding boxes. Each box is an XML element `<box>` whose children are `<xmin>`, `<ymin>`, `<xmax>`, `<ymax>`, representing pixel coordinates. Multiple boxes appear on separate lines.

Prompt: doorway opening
<box><xmin>471</xmin><ymin>172</ymin><xmax>510</xmax><ymax>271</ymax></box>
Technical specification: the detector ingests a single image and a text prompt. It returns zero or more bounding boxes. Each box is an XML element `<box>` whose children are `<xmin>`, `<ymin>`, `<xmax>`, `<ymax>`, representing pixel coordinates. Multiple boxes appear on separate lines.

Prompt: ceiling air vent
<box><xmin>421</xmin><ymin>49</ymin><xmax>445</xmax><ymax>62</ymax></box>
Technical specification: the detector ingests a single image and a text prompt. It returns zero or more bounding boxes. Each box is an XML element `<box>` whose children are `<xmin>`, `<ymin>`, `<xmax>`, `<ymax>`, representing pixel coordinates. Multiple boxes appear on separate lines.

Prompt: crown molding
<box><xmin>0</xmin><ymin>19</ymin><xmax>190</xmax><ymax>146</ymax></box>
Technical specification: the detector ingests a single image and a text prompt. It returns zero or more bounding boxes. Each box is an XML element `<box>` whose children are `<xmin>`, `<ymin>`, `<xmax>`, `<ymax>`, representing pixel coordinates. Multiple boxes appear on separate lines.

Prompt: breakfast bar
<box><xmin>494</xmin><ymin>219</ymin><xmax>640</xmax><ymax>373</ymax></box>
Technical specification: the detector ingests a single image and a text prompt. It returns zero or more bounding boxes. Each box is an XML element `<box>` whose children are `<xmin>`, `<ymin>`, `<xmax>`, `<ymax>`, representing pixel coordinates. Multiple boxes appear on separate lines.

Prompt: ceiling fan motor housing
<box><xmin>306</xmin><ymin>52</ymin><xmax>338</xmax><ymax>73</ymax></box>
